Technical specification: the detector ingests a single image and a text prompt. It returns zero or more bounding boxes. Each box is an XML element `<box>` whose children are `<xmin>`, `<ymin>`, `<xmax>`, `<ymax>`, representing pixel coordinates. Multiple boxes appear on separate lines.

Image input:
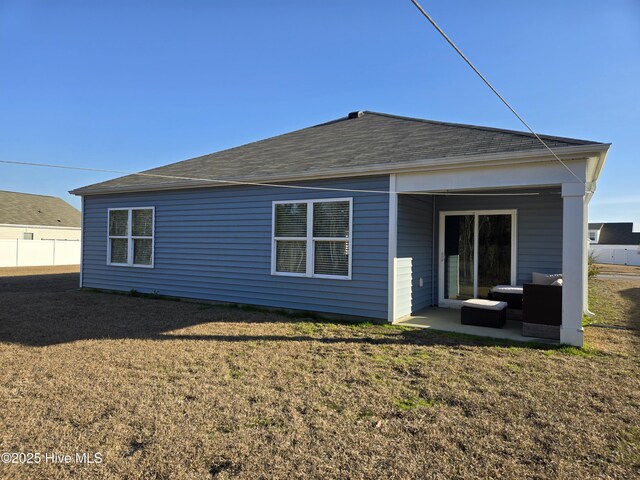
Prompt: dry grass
<box><xmin>0</xmin><ymin>265</ymin><xmax>80</xmax><ymax>277</ymax></box>
<box><xmin>0</xmin><ymin>272</ymin><xmax>638</xmax><ymax>479</ymax></box>
<box><xmin>594</xmin><ymin>263</ymin><xmax>640</xmax><ymax>275</ymax></box>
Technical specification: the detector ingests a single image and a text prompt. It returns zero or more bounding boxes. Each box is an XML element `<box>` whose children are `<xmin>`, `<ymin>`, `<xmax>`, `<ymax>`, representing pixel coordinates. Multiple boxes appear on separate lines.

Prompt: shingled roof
<box><xmin>0</xmin><ymin>191</ymin><xmax>81</xmax><ymax>228</ymax></box>
<box><xmin>71</xmin><ymin>111</ymin><xmax>606</xmax><ymax>195</ymax></box>
<box><xmin>591</xmin><ymin>223</ymin><xmax>640</xmax><ymax>245</ymax></box>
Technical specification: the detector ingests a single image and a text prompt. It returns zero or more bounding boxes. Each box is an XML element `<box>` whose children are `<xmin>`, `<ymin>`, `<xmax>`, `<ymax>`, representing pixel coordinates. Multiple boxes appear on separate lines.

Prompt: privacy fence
<box><xmin>0</xmin><ymin>239</ymin><xmax>80</xmax><ymax>267</ymax></box>
<box><xmin>589</xmin><ymin>244</ymin><xmax>640</xmax><ymax>267</ymax></box>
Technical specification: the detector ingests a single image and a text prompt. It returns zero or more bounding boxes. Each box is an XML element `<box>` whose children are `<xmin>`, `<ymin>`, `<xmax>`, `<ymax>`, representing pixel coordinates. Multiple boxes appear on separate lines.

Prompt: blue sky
<box><xmin>1</xmin><ymin>0</ymin><xmax>639</xmax><ymax>228</ymax></box>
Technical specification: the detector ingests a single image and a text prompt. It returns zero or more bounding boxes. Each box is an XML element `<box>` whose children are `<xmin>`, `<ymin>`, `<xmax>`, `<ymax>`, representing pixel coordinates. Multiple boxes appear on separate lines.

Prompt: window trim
<box><xmin>107</xmin><ymin>207</ymin><xmax>155</xmax><ymax>268</ymax></box>
<box><xmin>271</xmin><ymin>198</ymin><xmax>353</xmax><ymax>280</ymax></box>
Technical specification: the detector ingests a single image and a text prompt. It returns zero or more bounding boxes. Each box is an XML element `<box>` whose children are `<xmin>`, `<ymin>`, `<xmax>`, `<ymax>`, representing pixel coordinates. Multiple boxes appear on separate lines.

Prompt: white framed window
<box><xmin>271</xmin><ymin>198</ymin><xmax>352</xmax><ymax>280</ymax></box>
<box><xmin>107</xmin><ymin>207</ymin><xmax>155</xmax><ymax>268</ymax></box>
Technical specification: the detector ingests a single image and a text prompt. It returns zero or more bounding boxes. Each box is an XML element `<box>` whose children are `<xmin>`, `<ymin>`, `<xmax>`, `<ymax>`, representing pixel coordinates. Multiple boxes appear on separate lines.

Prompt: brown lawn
<box><xmin>0</xmin><ymin>264</ymin><xmax>80</xmax><ymax>277</ymax></box>
<box><xmin>0</xmin><ymin>268</ymin><xmax>638</xmax><ymax>479</ymax></box>
<box><xmin>594</xmin><ymin>263</ymin><xmax>640</xmax><ymax>275</ymax></box>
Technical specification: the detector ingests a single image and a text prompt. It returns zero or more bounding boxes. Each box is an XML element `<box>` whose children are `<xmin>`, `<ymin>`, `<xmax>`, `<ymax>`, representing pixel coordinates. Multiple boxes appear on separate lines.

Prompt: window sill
<box><xmin>107</xmin><ymin>262</ymin><xmax>154</xmax><ymax>269</ymax></box>
<box><xmin>271</xmin><ymin>272</ymin><xmax>351</xmax><ymax>281</ymax></box>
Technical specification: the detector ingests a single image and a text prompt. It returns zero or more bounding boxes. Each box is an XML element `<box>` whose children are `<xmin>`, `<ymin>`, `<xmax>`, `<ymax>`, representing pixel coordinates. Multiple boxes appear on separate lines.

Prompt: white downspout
<box><xmin>583</xmin><ymin>192</ymin><xmax>595</xmax><ymax>318</ymax></box>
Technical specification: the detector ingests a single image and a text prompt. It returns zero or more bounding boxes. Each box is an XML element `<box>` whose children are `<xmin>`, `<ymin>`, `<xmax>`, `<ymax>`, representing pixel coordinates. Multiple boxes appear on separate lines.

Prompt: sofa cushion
<box><xmin>462</xmin><ymin>299</ymin><xmax>508</xmax><ymax>311</ymax></box>
<box><xmin>532</xmin><ymin>272</ymin><xmax>563</xmax><ymax>285</ymax></box>
<box><xmin>490</xmin><ymin>285</ymin><xmax>524</xmax><ymax>294</ymax></box>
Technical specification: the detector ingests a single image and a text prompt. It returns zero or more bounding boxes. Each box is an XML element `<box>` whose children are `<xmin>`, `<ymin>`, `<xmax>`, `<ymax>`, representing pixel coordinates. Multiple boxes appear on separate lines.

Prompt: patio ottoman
<box><xmin>488</xmin><ymin>285</ymin><xmax>523</xmax><ymax>310</ymax></box>
<box><xmin>461</xmin><ymin>299</ymin><xmax>508</xmax><ymax>328</ymax></box>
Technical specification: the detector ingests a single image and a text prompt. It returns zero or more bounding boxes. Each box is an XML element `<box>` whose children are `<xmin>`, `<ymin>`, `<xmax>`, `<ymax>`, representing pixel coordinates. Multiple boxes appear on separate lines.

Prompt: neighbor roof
<box><xmin>0</xmin><ymin>191</ymin><xmax>81</xmax><ymax>228</ymax></box>
<box><xmin>595</xmin><ymin>223</ymin><xmax>640</xmax><ymax>245</ymax></box>
<box><xmin>71</xmin><ymin>111</ymin><xmax>607</xmax><ymax>195</ymax></box>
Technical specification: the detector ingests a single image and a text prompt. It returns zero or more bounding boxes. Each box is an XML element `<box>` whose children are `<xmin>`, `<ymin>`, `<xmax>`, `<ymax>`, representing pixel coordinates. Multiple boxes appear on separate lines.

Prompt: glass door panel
<box><xmin>477</xmin><ymin>215</ymin><xmax>512</xmax><ymax>298</ymax></box>
<box><xmin>444</xmin><ymin>215</ymin><xmax>475</xmax><ymax>300</ymax></box>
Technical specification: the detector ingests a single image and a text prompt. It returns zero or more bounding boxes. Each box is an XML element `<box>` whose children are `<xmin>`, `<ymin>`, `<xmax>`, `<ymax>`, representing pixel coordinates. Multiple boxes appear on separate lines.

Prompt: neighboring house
<box><xmin>588</xmin><ymin>223</ymin><xmax>604</xmax><ymax>244</ymax></box>
<box><xmin>588</xmin><ymin>222</ymin><xmax>640</xmax><ymax>245</ymax></box>
<box><xmin>0</xmin><ymin>191</ymin><xmax>81</xmax><ymax>267</ymax></box>
<box><xmin>0</xmin><ymin>191</ymin><xmax>81</xmax><ymax>240</ymax></box>
<box><xmin>71</xmin><ymin>111</ymin><xmax>611</xmax><ymax>346</ymax></box>
<box><xmin>588</xmin><ymin>222</ymin><xmax>640</xmax><ymax>266</ymax></box>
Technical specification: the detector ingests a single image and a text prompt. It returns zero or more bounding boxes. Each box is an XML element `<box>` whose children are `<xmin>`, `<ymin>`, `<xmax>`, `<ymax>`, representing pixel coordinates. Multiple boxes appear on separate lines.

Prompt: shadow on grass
<box><xmin>587</xmin><ymin>280</ymin><xmax>640</xmax><ymax>337</ymax></box>
<box><xmin>0</xmin><ymin>272</ymin><xmax>79</xmax><ymax>293</ymax></box>
<box><xmin>0</xmin><ymin>274</ymin><xmax>584</xmax><ymax>352</ymax></box>
<box><xmin>619</xmin><ymin>285</ymin><xmax>640</xmax><ymax>335</ymax></box>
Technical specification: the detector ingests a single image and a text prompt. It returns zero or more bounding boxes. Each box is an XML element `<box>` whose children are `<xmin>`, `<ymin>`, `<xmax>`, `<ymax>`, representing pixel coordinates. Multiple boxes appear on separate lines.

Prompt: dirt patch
<box><xmin>0</xmin><ymin>274</ymin><xmax>638</xmax><ymax>479</ymax></box>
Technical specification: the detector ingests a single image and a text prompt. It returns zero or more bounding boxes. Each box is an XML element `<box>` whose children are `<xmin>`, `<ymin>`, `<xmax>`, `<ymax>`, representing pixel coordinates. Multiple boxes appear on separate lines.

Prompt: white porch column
<box><xmin>561</xmin><ymin>183</ymin><xmax>587</xmax><ymax>346</ymax></box>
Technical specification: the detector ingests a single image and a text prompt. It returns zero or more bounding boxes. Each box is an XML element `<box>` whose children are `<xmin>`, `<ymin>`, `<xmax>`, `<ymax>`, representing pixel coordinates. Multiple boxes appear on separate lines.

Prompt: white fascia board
<box><xmin>587</xmin><ymin>148</ymin><xmax>610</xmax><ymax>185</ymax></box>
<box><xmin>584</xmin><ymin>148</ymin><xmax>611</xmax><ymax>202</ymax></box>
<box><xmin>396</xmin><ymin>158</ymin><xmax>590</xmax><ymax>193</ymax></box>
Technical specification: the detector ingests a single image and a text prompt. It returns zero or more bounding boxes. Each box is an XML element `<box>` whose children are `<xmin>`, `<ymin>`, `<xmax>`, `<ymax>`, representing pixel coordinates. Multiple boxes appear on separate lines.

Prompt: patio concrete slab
<box><xmin>396</xmin><ymin>307</ymin><xmax>557</xmax><ymax>344</ymax></box>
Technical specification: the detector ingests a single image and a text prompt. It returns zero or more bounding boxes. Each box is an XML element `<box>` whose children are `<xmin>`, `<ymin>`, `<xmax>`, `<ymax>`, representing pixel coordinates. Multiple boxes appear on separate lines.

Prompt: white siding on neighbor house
<box><xmin>396</xmin><ymin>195</ymin><xmax>434</xmax><ymax>317</ymax></box>
<box><xmin>0</xmin><ymin>225</ymin><xmax>81</xmax><ymax>241</ymax></box>
<box><xmin>81</xmin><ymin>176</ymin><xmax>390</xmax><ymax>319</ymax></box>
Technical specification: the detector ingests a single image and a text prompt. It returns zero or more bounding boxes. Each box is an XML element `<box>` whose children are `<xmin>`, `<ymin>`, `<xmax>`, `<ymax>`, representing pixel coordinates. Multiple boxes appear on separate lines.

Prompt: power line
<box><xmin>0</xmin><ymin>159</ymin><xmax>542</xmax><ymax>196</ymax></box>
<box><xmin>409</xmin><ymin>0</ymin><xmax>587</xmax><ymax>187</ymax></box>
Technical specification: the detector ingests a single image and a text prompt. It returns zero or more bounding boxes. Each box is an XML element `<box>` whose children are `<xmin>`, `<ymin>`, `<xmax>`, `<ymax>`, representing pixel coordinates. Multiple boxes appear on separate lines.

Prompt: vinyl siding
<box><xmin>81</xmin><ymin>176</ymin><xmax>390</xmax><ymax>319</ymax></box>
<box><xmin>396</xmin><ymin>195</ymin><xmax>434</xmax><ymax>316</ymax></box>
<box><xmin>434</xmin><ymin>190</ymin><xmax>563</xmax><ymax>297</ymax></box>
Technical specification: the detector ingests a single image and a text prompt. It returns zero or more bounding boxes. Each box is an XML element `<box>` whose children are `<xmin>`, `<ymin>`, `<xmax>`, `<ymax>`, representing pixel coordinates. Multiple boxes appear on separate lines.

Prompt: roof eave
<box><xmin>70</xmin><ymin>143</ymin><xmax>611</xmax><ymax>196</ymax></box>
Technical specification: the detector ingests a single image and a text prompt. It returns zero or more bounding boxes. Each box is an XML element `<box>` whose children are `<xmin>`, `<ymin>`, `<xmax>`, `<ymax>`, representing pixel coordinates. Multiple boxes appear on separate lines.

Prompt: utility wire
<box><xmin>409</xmin><ymin>0</ymin><xmax>587</xmax><ymax>187</ymax></box>
<box><xmin>0</xmin><ymin>4</ymin><xmax>587</xmax><ymax>196</ymax></box>
<box><xmin>0</xmin><ymin>159</ymin><xmax>541</xmax><ymax>196</ymax></box>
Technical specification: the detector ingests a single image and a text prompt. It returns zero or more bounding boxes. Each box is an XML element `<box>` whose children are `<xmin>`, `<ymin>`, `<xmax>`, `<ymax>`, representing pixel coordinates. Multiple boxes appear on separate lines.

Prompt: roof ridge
<box><xmin>71</xmin><ymin>110</ymin><xmax>610</xmax><ymax>196</ymax></box>
<box><xmin>81</xmin><ymin>110</ymin><xmax>602</xmax><ymax>192</ymax></box>
<box><xmin>362</xmin><ymin>111</ymin><xmax>602</xmax><ymax>146</ymax></box>
<box><xmin>0</xmin><ymin>190</ymin><xmax>57</xmax><ymax>198</ymax></box>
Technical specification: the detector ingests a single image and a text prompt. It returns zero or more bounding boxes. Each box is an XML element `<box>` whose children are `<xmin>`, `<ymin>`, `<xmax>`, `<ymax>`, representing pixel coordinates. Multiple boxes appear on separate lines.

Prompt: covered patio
<box><xmin>387</xmin><ymin>149</ymin><xmax>609</xmax><ymax>347</ymax></box>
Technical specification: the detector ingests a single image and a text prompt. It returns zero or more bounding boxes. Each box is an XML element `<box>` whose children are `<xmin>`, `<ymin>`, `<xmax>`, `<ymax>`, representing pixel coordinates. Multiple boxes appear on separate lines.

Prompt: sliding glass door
<box><xmin>439</xmin><ymin>210</ymin><xmax>516</xmax><ymax>305</ymax></box>
<box><xmin>444</xmin><ymin>215</ymin><xmax>475</xmax><ymax>300</ymax></box>
<box><xmin>477</xmin><ymin>214</ymin><xmax>512</xmax><ymax>298</ymax></box>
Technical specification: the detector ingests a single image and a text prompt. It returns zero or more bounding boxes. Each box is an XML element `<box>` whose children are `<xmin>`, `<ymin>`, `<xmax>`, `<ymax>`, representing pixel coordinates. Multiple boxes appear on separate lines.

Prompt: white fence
<box><xmin>0</xmin><ymin>239</ymin><xmax>81</xmax><ymax>267</ymax></box>
<box><xmin>589</xmin><ymin>244</ymin><xmax>640</xmax><ymax>267</ymax></box>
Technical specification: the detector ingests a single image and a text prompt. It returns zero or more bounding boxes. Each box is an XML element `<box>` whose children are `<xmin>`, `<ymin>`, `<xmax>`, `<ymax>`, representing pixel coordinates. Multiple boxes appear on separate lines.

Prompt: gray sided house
<box><xmin>72</xmin><ymin>111</ymin><xmax>610</xmax><ymax>346</ymax></box>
